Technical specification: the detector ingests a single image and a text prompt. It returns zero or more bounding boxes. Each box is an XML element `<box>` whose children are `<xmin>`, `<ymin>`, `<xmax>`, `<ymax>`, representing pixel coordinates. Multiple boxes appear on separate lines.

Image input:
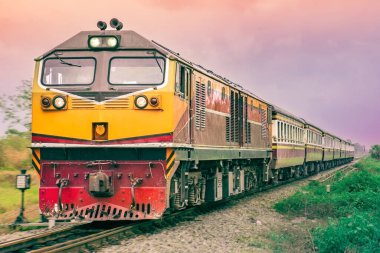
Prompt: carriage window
<box><xmin>42</xmin><ymin>57</ymin><xmax>96</xmax><ymax>86</ymax></box>
<box><xmin>109</xmin><ymin>57</ymin><xmax>165</xmax><ymax>85</ymax></box>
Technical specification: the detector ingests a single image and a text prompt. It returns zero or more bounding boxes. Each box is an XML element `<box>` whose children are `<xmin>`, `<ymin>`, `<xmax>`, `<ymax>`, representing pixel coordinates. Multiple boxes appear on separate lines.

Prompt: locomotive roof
<box><xmin>36</xmin><ymin>30</ymin><xmax>169</xmax><ymax>60</ymax></box>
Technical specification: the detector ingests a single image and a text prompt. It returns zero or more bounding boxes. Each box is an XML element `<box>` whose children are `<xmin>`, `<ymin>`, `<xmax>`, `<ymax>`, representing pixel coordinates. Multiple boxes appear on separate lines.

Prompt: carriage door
<box><xmin>175</xmin><ymin>63</ymin><xmax>192</xmax><ymax>143</ymax></box>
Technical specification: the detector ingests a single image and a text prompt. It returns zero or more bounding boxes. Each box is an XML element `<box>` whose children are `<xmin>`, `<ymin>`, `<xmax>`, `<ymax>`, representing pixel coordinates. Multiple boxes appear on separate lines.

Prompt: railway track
<box><xmin>316</xmin><ymin>164</ymin><xmax>356</xmax><ymax>183</ymax></box>
<box><xmin>0</xmin><ymin>161</ymin><xmax>356</xmax><ymax>253</ymax></box>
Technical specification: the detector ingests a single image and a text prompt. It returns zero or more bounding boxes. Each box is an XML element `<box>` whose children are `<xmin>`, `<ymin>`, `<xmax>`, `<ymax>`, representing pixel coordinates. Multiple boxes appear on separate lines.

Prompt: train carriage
<box><xmin>322</xmin><ymin>132</ymin><xmax>335</xmax><ymax>169</ymax></box>
<box><xmin>304</xmin><ymin>123</ymin><xmax>323</xmax><ymax>173</ymax></box>
<box><xmin>333</xmin><ymin>137</ymin><xmax>342</xmax><ymax>161</ymax></box>
<box><xmin>271</xmin><ymin>106</ymin><xmax>305</xmax><ymax>180</ymax></box>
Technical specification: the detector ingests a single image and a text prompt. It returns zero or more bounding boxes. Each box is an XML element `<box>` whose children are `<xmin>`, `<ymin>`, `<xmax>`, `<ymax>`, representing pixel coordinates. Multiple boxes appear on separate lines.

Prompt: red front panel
<box><xmin>39</xmin><ymin>160</ymin><xmax>167</xmax><ymax>220</ymax></box>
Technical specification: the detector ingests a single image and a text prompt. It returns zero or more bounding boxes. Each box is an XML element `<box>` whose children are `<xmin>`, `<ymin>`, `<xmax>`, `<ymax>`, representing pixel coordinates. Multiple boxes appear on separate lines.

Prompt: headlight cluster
<box><xmin>41</xmin><ymin>95</ymin><xmax>67</xmax><ymax>110</ymax></box>
<box><xmin>88</xmin><ymin>35</ymin><xmax>120</xmax><ymax>49</ymax></box>
<box><xmin>134</xmin><ymin>95</ymin><xmax>160</xmax><ymax>109</ymax></box>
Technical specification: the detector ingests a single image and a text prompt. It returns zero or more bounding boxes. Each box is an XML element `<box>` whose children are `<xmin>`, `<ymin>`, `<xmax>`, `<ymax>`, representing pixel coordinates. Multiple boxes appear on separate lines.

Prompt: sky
<box><xmin>0</xmin><ymin>0</ymin><xmax>379</xmax><ymax>148</ymax></box>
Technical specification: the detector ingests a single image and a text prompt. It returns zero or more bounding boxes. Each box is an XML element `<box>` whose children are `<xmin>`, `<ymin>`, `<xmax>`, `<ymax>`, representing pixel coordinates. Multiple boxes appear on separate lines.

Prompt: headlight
<box><xmin>106</xmin><ymin>37</ymin><xmax>118</xmax><ymax>47</ymax></box>
<box><xmin>89</xmin><ymin>37</ymin><xmax>102</xmax><ymax>48</ymax></box>
<box><xmin>52</xmin><ymin>96</ymin><xmax>67</xmax><ymax>110</ymax></box>
<box><xmin>88</xmin><ymin>35</ymin><xmax>120</xmax><ymax>49</ymax></box>
<box><xmin>134</xmin><ymin>96</ymin><xmax>148</xmax><ymax>109</ymax></box>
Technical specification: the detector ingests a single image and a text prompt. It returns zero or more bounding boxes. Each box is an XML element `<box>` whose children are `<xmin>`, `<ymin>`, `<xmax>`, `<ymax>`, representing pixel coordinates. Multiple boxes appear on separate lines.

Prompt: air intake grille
<box><xmin>71</xmin><ymin>98</ymin><xmax>95</xmax><ymax>109</ymax></box>
<box><xmin>246</xmin><ymin>122</ymin><xmax>251</xmax><ymax>143</ymax></box>
<box><xmin>104</xmin><ymin>98</ymin><xmax>130</xmax><ymax>109</ymax></box>
<box><xmin>226</xmin><ymin>116</ymin><xmax>230</xmax><ymax>142</ymax></box>
<box><xmin>195</xmin><ymin>82</ymin><xmax>206</xmax><ymax>129</ymax></box>
<box><xmin>261</xmin><ymin>108</ymin><xmax>268</xmax><ymax>139</ymax></box>
<box><xmin>229</xmin><ymin>90</ymin><xmax>239</xmax><ymax>142</ymax></box>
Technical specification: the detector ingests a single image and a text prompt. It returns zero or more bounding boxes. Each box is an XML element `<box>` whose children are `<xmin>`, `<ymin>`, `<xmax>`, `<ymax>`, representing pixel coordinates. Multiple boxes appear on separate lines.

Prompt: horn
<box><xmin>97</xmin><ymin>21</ymin><xmax>107</xmax><ymax>30</ymax></box>
<box><xmin>116</xmin><ymin>22</ymin><xmax>123</xmax><ymax>31</ymax></box>
<box><xmin>110</xmin><ymin>18</ymin><xmax>120</xmax><ymax>28</ymax></box>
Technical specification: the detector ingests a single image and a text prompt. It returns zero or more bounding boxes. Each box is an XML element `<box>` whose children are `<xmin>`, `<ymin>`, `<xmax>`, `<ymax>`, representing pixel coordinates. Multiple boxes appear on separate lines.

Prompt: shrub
<box><xmin>369</xmin><ymin>145</ymin><xmax>380</xmax><ymax>160</ymax></box>
<box><xmin>314</xmin><ymin>212</ymin><xmax>380</xmax><ymax>253</ymax></box>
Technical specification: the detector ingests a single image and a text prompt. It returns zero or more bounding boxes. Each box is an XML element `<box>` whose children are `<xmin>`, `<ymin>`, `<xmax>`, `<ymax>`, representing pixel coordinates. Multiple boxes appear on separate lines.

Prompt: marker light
<box><xmin>135</xmin><ymin>96</ymin><xmax>148</xmax><ymax>109</ymax></box>
<box><xmin>150</xmin><ymin>97</ymin><xmax>159</xmax><ymax>107</ymax></box>
<box><xmin>88</xmin><ymin>35</ymin><xmax>120</xmax><ymax>49</ymax></box>
<box><xmin>52</xmin><ymin>96</ymin><xmax>67</xmax><ymax>110</ymax></box>
<box><xmin>41</xmin><ymin>97</ymin><xmax>51</xmax><ymax>107</ymax></box>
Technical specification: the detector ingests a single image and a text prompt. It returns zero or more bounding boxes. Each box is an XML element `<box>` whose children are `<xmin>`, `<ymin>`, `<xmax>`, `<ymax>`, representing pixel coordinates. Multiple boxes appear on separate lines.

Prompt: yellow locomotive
<box><xmin>32</xmin><ymin>19</ymin><xmax>272</xmax><ymax>220</ymax></box>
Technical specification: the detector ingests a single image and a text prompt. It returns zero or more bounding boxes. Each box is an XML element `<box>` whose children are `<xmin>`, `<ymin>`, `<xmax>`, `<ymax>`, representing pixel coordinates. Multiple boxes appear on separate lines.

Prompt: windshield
<box><xmin>42</xmin><ymin>57</ymin><xmax>96</xmax><ymax>86</ymax></box>
<box><xmin>108</xmin><ymin>57</ymin><xmax>165</xmax><ymax>85</ymax></box>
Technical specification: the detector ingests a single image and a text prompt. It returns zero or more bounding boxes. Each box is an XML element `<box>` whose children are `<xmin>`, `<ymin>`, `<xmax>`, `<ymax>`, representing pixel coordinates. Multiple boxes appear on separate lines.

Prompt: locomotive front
<box><xmin>32</xmin><ymin>21</ymin><xmax>177</xmax><ymax>220</ymax></box>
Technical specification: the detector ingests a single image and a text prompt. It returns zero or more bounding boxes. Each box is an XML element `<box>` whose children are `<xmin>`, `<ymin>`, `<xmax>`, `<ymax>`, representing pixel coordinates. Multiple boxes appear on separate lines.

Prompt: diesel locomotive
<box><xmin>31</xmin><ymin>19</ymin><xmax>354</xmax><ymax>221</ymax></box>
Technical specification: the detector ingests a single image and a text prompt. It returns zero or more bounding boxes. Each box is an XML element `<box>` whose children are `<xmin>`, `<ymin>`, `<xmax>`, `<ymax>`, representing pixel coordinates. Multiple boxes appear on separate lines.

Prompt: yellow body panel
<box><xmin>32</xmin><ymin>61</ymin><xmax>182</xmax><ymax>142</ymax></box>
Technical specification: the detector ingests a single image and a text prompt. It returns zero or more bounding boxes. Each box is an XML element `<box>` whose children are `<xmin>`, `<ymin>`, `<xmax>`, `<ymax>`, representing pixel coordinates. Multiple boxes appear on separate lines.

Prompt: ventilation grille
<box><xmin>246</xmin><ymin>122</ymin><xmax>252</xmax><ymax>143</ymax></box>
<box><xmin>226</xmin><ymin>116</ymin><xmax>230</xmax><ymax>142</ymax></box>
<box><xmin>228</xmin><ymin>90</ymin><xmax>239</xmax><ymax>142</ymax></box>
<box><xmin>195</xmin><ymin>82</ymin><xmax>206</xmax><ymax>129</ymax></box>
<box><xmin>244</xmin><ymin>98</ymin><xmax>251</xmax><ymax>144</ymax></box>
<box><xmin>71</xmin><ymin>98</ymin><xmax>96</xmax><ymax>109</ymax></box>
<box><xmin>261</xmin><ymin>108</ymin><xmax>268</xmax><ymax>139</ymax></box>
<box><xmin>104</xmin><ymin>98</ymin><xmax>130</xmax><ymax>109</ymax></box>
<box><xmin>235</xmin><ymin>93</ymin><xmax>240</xmax><ymax>142</ymax></box>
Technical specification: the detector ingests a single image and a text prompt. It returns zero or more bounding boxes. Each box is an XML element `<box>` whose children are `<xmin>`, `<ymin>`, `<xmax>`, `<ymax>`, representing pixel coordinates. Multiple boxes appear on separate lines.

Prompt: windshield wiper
<box><xmin>148</xmin><ymin>51</ymin><xmax>163</xmax><ymax>73</ymax></box>
<box><xmin>53</xmin><ymin>52</ymin><xmax>82</xmax><ymax>67</ymax></box>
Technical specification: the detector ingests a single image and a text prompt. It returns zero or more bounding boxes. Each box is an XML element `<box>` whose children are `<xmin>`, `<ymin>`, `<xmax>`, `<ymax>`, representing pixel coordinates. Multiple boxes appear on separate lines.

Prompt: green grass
<box><xmin>273</xmin><ymin>157</ymin><xmax>380</xmax><ymax>252</ymax></box>
<box><xmin>0</xmin><ymin>170</ymin><xmax>39</xmax><ymax>220</ymax></box>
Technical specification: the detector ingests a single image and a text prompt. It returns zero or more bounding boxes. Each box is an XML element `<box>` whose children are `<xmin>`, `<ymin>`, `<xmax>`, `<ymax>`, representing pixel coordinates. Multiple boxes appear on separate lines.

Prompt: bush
<box><xmin>314</xmin><ymin>212</ymin><xmax>380</xmax><ymax>253</ymax></box>
<box><xmin>274</xmin><ymin>170</ymin><xmax>380</xmax><ymax>218</ymax></box>
<box><xmin>274</xmin><ymin>157</ymin><xmax>380</xmax><ymax>252</ymax></box>
<box><xmin>369</xmin><ymin>145</ymin><xmax>380</xmax><ymax>160</ymax></box>
<box><xmin>0</xmin><ymin>130</ymin><xmax>31</xmax><ymax>170</ymax></box>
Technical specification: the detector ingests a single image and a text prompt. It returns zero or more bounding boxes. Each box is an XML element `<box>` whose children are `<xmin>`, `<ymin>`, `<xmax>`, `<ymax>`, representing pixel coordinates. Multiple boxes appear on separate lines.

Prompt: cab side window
<box><xmin>175</xmin><ymin>63</ymin><xmax>190</xmax><ymax>99</ymax></box>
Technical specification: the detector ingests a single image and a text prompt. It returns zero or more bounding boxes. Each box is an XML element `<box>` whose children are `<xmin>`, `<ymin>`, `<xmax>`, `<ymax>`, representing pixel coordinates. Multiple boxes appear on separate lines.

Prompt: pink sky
<box><xmin>0</xmin><ymin>0</ymin><xmax>379</xmax><ymax>148</ymax></box>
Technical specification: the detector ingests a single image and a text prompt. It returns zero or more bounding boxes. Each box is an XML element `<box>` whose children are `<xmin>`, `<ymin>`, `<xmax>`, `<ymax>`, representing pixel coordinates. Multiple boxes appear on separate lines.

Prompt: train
<box><xmin>31</xmin><ymin>19</ymin><xmax>354</xmax><ymax>221</ymax></box>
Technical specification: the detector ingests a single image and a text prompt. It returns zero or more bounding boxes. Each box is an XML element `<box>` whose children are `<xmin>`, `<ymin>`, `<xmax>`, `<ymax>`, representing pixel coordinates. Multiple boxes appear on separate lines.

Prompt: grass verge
<box><xmin>273</xmin><ymin>157</ymin><xmax>380</xmax><ymax>252</ymax></box>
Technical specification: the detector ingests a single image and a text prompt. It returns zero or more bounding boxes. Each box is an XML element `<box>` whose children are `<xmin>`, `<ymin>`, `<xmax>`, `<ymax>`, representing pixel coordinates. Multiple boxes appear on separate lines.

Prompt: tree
<box><xmin>0</xmin><ymin>80</ymin><xmax>32</xmax><ymax>131</ymax></box>
<box><xmin>369</xmin><ymin>145</ymin><xmax>380</xmax><ymax>160</ymax></box>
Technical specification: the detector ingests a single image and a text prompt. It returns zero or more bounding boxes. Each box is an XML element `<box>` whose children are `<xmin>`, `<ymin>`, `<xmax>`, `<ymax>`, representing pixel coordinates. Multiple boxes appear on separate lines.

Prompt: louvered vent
<box><xmin>195</xmin><ymin>82</ymin><xmax>206</xmax><ymax>129</ymax></box>
<box><xmin>104</xmin><ymin>98</ymin><xmax>130</xmax><ymax>109</ymax></box>
<box><xmin>229</xmin><ymin>91</ymin><xmax>235</xmax><ymax>142</ymax></box>
<box><xmin>261</xmin><ymin>108</ymin><xmax>268</xmax><ymax>139</ymax></box>
<box><xmin>226</xmin><ymin>116</ymin><xmax>230</xmax><ymax>142</ymax></box>
<box><xmin>234</xmin><ymin>92</ymin><xmax>239</xmax><ymax>142</ymax></box>
<box><xmin>229</xmin><ymin>90</ymin><xmax>240</xmax><ymax>143</ymax></box>
<box><xmin>71</xmin><ymin>98</ymin><xmax>95</xmax><ymax>109</ymax></box>
<box><xmin>247</xmin><ymin>122</ymin><xmax>251</xmax><ymax>143</ymax></box>
<box><xmin>244</xmin><ymin>98</ymin><xmax>251</xmax><ymax>144</ymax></box>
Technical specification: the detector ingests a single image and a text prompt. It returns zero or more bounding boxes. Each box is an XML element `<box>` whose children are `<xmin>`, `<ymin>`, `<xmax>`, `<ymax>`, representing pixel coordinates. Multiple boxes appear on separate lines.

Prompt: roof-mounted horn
<box><xmin>97</xmin><ymin>21</ymin><xmax>107</xmax><ymax>30</ymax></box>
<box><xmin>110</xmin><ymin>18</ymin><xmax>123</xmax><ymax>31</ymax></box>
